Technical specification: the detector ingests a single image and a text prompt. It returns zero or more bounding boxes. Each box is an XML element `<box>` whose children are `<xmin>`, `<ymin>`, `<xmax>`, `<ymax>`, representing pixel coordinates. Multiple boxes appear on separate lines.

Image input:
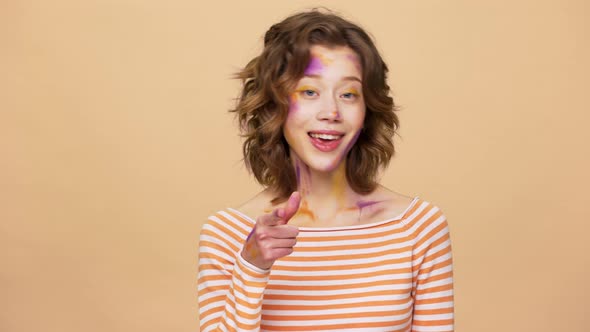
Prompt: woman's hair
<box><xmin>232</xmin><ymin>8</ymin><xmax>399</xmax><ymax>203</ymax></box>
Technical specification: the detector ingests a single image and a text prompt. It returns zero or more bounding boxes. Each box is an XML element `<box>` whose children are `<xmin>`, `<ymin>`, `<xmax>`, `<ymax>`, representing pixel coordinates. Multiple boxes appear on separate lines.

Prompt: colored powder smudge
<box><xmin>346</xmin><ymin>53</ymin><xmax>362</xmax><ymax>72</ymax></box>
<box><xmin>295</xmin><ymin>200</ymin><xmax>316</xmax><ymax>221</ymax></box>
<box><xmin>332</xmin><ymin>130</ymin><xmax>361</xmax><ymax>169</ymax></box>
<box><xmin>244</xmin><ymin>228</ymin><xmax>259</xmax><ymax>259</ymax></box>
<box><xmin>356</xmin><ymin>200</ymin><xmax>380</xmax><ymax>209</ymax></box>
<box><xmin>356</xmin><ymin>200</ymin><xmax>382</xmax><ymax>222</ymax></box>
<box><xmin>345</xmin><ymin>130</ymin><xmax>361</xmax><ymax>153</ymax></box>
<box><xmin>289</xmin><ymin>93</ymin><xmax>299</xmax><ymax>114</ymax></box>
<box><xmin>304</xmin><ymin>56</ymin><xmax>324</xmax><ymax>76</ymax></box>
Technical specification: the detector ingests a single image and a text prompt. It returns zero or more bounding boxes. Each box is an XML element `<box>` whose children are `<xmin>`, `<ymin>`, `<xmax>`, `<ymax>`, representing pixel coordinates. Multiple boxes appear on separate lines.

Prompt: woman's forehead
<box><xmin>302</xmin><ymin>45</ymin><xmax>362</xmax><ymax>80</ymax></box>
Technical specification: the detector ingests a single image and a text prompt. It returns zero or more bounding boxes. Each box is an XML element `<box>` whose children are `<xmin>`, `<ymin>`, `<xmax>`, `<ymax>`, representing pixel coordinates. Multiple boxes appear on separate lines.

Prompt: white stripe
<box><xmin>278</xmin><ymin>251</ymin><xmax>413</xmax><ymax>267</ymax></box>
<box><xmin>412</xmin><ymin>324</ymin><xmax>453</xmax><ymax>332</ymax></box>
<box><xmin>264</xmin><ymin>284</ymin><xmax>412</xmax><ymax>296</ymax></box>
<box><xmin>268</xmin><ymin>273</ymin><xmax>413</xmax><ymax>287</ymax></box>
<box><xmin>415</xmin><ymin>289</ymin><xmax>454</xmax><ymax>300</ymax></box>
<box><xmin>417</xmin><ymin>263</ymin><xmax>453</xmax><ymax>280</ymax></box>
<box><xmin>417</xmin><ymin>251</ymin><xmax>452</xmax><ymax>273</ymax></box>
<box><xmin>263</xmin><ymin>294</ymin><xmax>413</xmax><ymax>306</ymax></box>
<box><xmin>415</xmin><ymin>300</ymin><xmax>454</xmax><ymax>310</ymax></box>
<box><xmin>416</xmin><ymin>277</ymin><xmax>453</xmax><ymax>291</ymax></box>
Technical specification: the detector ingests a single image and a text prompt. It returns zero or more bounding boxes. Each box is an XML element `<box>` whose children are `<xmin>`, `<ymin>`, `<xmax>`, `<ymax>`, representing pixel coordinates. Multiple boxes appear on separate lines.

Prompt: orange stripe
<box><xmin>411</xmin><ymin>318</ymin><xmax>453</xmax><ymax>326</ymax></box>
<box><xmin>200</xmin><ymin>240</ymin><xmax>237</xmax><ymax>260</ymax></box>
<box><xmin>235</xmin><ymin>258</ymin><xmax>270</xmax><ymax>279</ymax></box>
<box><xmin>264</xmin><ymin>288</ymin><xmax>410</xmax><ymax>301</ymax></box>
<box><xmin>225</xmin><ymin>210</ymin><xmax>255</xmax><ymax>229</ymax></box>
<box><xmin>199</xmin><ymin>294</ymin><xmax>226</xmax><ymax>309</ymax></box>
<box><xmin>201</xmin><ymin>228</ymin><xmax>240</xmax><ymax>252</ymax></box>
<box><xmin>198</xmin><ymin>253</ymin><xmax>232</xmax><ymax>266</ymax></box>
<box><xmin>414</xmin><ymin>306</ymin><xmax>454</xmax><ymax>315</ymax></box>
<box><xmin>415</xmin><ymin>295</ymin><xmax>454</xmax><ymax>305</ymax></box>
<box><xmin>415</xmin><ymin>283</ymin><xmax>453</xmax><ymax>295</ymax></box>
<box><xmin>206</xmin><ymin>219</ymin><xmax>246</xmax><ymax>244</ymax></box>
<box><xmin>413</xmin><ymin>222</ymin><xmax>449</xmax><ymax>256</ymax></box>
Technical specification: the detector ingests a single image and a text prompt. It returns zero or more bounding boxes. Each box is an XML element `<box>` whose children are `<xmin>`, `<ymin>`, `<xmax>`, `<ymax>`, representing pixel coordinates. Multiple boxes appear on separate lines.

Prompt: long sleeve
<box><xmin>410</xmin><ymin>205</ymin><xmax>454</xmax><ymax>332</ymax></box>
<box><xmin>198</xmin><ymin>213</ymin><xmax>269</xmax><ymax>332</ymax></box>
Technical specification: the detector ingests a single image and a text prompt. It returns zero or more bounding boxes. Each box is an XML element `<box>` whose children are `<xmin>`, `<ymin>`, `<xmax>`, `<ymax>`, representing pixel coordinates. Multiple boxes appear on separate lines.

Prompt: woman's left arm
<box><xmin>410</xmin><ymin>207</ymin><xmax>455</xmax><ymax>332</ymax></box>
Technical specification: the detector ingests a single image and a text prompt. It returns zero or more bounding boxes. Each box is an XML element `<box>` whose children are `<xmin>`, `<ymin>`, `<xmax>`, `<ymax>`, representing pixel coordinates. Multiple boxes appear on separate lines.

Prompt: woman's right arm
<box><xmin>198</xmin><ymin>221</ymin><xmax>270</xmax><ymax>332</ymax></box>
<box><xmin>198</xmin><ymin>192</ymin><xmax>301</xmax><ymax>332</ymax></box>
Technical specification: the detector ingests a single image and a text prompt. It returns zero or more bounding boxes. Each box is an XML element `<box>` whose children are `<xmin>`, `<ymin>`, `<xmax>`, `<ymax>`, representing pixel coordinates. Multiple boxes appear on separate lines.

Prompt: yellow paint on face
<box><xmin>344</xmin><ymin>88</ymin><xmax>360</xmax><ymax>95</ymax></box>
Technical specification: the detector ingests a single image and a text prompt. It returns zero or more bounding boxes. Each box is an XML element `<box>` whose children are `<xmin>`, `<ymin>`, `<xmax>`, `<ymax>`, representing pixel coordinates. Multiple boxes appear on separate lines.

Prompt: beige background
<box><xmin>1</xmin><ymin>0</ymin><xmax>589</xmax><ymax>331</ymax></box>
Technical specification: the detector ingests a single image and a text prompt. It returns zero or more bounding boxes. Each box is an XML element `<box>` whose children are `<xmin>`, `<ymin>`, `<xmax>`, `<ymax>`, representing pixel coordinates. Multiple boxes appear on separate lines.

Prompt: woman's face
<box><xmin>284</xmin><ymin>45</ymin><xmax>365</xmax><ymax>173</ymax></box>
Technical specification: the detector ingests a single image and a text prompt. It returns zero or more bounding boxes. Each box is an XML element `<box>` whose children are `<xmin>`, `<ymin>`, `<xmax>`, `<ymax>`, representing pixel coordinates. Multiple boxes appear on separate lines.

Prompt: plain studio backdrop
<box><xmin>1</xmin><ymin>0</ymin><xmax>588</xmax><ymax>331</ymax></box>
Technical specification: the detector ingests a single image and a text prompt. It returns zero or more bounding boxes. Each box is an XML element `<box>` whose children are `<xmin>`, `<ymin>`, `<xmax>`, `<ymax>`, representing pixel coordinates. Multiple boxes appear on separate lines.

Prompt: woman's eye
<box><xmin>341</xmin><ymin>92</ymin><xmax>358</xmax><ymax>99</ymax></box>
<box><xmin>303</xmin><ymin>89</ymin><xmax>317</xmax><ymax>97</ymax></box>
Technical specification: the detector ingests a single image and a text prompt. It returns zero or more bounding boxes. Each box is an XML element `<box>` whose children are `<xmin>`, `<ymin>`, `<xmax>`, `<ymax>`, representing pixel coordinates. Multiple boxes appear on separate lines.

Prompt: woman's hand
<box><xmin>241</xmin><ymin>192</ymin><xmax>301</xmax><ymax>270</ymax></box>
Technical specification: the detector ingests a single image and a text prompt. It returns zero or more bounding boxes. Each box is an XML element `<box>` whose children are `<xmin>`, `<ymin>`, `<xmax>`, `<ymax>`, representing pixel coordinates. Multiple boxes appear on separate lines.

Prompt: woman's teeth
<box><xmin>309</xmin><ymin>133</ymin><xmax>341</xmax><ymax>140</ymax></box>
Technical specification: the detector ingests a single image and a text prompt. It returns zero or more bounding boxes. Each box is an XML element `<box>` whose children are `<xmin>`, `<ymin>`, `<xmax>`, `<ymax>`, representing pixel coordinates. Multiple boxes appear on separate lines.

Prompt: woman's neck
<box><xmin>292</xmin><ymin>157</ymin><xmax>363</xmax><ymax>223</ymax></box>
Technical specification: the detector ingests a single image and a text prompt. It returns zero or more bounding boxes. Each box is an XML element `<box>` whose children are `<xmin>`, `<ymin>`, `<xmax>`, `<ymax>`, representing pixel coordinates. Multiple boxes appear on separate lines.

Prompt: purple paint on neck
<box><xmin>356</xmin><ymin>200</ymin><xmax>380</xmax><ymax>209</ymax></box>
<box><xmin>304</xmin><ymin>56</ymin><xmax>323</xmax><ymax>75</ymax></box>
<box><xmin>356</xmin><ymin>199</ymin><xmax>380</xmax><ymax>223</ymax></box>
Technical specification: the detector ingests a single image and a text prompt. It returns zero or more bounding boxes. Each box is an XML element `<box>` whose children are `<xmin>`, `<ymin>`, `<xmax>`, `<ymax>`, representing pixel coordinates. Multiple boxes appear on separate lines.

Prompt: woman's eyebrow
<box><xmin>303</xmin><ymin>74</ymin><xmax>362</xmax><ymax>83</ymax></box>
<box><xmin>342</xmin><ymin>76</ymin><xmax>362</xmax><ymax>83</ymax></box>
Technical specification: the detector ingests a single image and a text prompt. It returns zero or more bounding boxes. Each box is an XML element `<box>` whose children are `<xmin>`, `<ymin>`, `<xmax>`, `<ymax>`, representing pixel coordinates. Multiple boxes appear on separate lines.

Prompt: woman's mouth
<box><xmin>308</xmin><ymin>131</ymin><xmax>344</xmax><ymax>152</ymax></box>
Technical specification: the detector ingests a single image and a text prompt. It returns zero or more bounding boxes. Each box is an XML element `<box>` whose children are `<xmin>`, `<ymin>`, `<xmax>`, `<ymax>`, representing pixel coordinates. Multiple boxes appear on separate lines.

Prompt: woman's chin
<box><xmin>304</xmin><ymin>158</ymin><xmax>344</xmax><ymax>174</ymax></box>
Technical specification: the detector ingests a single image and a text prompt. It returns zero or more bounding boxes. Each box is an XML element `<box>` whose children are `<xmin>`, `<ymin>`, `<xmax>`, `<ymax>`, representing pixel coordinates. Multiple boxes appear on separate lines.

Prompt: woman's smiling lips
<box><xmin>307</xmin><ymin>130</ymin><xmax>345</xmax><ymax>152</ymax></box>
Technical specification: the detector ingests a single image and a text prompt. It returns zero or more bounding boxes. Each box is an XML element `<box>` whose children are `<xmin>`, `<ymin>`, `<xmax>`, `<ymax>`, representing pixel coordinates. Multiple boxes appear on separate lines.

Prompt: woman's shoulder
<box><xmin>355</xmin><ymin>185</ymin><xmax>416</xmax><ymax>223</ymax></box>
<box><xmin>202</xmin><ymin>193</ymin><xmax>271</xmax><ymax>234</ymax></box>
<box><xmin>232</xmin><ymin>188</ymin><xmax>277</xmax><ymax>221</ymax></box>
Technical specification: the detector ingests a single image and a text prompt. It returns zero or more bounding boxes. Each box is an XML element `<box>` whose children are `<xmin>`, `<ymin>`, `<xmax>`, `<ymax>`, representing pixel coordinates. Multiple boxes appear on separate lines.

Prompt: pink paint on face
<box><xmin>346</xmin><ymin>53</ymin><xmax>362</xmax><ymax>73</ymax></box>
<box><xmin>304</xmin><ymin>56</ymin><xmax>323</xmax><ymax>76</ymax></box>
<box><xmin>304</xmin><ymin>52</ymin><xmax>334</xmax><ymax>76</ymax></box>
<box><xmin>283</xmin><ymin>45</ymin><xmax>365</xmax><ymax>174</ymax></box>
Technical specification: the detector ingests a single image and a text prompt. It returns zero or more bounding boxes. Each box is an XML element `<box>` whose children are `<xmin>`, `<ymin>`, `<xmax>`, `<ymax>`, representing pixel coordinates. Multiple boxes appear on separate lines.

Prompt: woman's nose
<box><xmin>317</xmin><ymin>98</ymin><xmax>341</xmax><ymax>122</ymax></box>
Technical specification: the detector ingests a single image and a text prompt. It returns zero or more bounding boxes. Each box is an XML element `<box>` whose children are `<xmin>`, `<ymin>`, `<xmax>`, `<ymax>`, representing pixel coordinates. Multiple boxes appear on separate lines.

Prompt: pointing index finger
<box><xmin>279</xmin><ymin>192</ymin><xmax>301</xmax><ymax>224</ymax></box>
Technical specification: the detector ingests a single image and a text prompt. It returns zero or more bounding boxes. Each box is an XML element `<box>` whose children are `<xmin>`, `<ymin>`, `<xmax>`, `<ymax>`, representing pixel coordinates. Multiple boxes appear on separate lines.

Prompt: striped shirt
<box><xmin>198</xmin><ymin>197</ymin><xmax>454</xmax><ymax>332</ymax></box>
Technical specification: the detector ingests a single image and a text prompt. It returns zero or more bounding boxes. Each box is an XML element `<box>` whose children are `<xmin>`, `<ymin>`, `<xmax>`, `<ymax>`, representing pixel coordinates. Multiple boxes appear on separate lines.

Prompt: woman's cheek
<box><xmin>288</xmin><ymin>93</ymin><xmax>300</xmax><ymax>114</ymax></box>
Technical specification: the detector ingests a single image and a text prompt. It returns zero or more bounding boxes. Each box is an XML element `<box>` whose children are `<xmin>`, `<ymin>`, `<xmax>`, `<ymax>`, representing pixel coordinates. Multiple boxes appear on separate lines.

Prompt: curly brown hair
<box><xmin>231</xmin><ymin>9</ymin><xmax>399</xmax><ymax>203</ymax></box>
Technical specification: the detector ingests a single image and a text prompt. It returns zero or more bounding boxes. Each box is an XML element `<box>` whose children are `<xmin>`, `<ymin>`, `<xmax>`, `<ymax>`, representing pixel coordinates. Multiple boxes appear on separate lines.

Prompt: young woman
<box><xmin>198</xmin><ymin>9</ymin><xmax>454</xmax><ymax>332</ymax></box>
